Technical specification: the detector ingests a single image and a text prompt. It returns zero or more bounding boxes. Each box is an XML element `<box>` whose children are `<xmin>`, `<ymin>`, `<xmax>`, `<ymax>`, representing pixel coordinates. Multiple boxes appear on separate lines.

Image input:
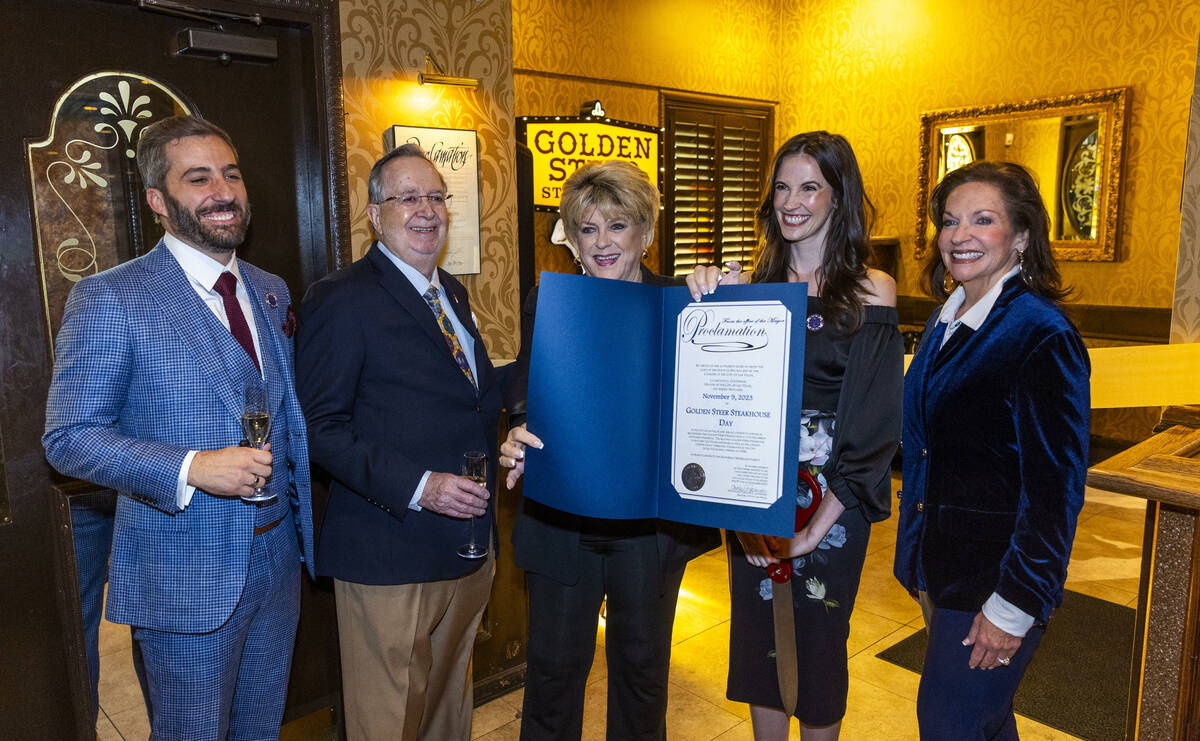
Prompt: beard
<box><xmin>163</xmin><ymin>191</ymin><xmax>252</xmax><ymax>254</ymax></box>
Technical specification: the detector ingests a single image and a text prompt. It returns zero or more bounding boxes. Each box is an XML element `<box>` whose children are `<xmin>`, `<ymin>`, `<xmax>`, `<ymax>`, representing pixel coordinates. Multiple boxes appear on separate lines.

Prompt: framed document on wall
<box><xmin>384</xmin><ymin>125</ymin><xmax>481</xmax><ymax>275</ymax></box>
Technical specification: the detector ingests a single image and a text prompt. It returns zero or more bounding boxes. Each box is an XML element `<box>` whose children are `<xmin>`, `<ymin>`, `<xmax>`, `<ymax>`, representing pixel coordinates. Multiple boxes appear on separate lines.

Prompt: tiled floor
<box><xmin>95</xmin><ymin>484</ymin><xmax>1145</xmax><ymax>740</ymax></box>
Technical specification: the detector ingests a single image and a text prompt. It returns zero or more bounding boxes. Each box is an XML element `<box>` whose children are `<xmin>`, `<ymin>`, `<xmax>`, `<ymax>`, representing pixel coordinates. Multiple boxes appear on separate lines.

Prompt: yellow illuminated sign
<box><xmin>519</xmin><ymin>117</ymin><xmax>662</xmax><ymax>210</ymax></box>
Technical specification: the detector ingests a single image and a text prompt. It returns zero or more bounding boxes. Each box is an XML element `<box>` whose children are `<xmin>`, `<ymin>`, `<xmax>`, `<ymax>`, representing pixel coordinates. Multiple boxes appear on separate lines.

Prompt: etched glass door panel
<box><xmin>2</xmin><ymin>2</ymin><xmax>346</xmax><ymax>734</ymax></box>
<box><xmin>26</xmin><ymin>72</ymin><xmax>191</xmax><ymax>347</ymax></box>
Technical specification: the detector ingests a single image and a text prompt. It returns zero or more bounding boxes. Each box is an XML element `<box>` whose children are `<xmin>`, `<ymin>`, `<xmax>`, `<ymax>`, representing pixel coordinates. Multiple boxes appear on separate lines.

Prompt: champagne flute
<box><xmin>241</xmin><ymin>382</ymin><xmax>275</xmax><ymax>503</ymax></box>
<box><xmin>457</xmin><ymin>451</ymin><xmax>488</xmax><ymax>559</ymax></box>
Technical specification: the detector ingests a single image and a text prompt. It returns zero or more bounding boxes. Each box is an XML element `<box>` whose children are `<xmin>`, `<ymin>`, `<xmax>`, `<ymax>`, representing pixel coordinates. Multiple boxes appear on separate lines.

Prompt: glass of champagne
<box><xmin>241</xmin><ymin>382</ymin><xmax>275</xmax><ymax>503</ymax></box>
<box><xmin>457</xmin><ymin>451</ymin><xmax>488</xmax><ymax>559</ymax></box>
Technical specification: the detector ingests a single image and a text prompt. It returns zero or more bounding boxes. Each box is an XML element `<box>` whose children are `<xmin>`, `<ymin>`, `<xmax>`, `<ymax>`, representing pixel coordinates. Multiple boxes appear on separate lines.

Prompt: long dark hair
<box><xmin>751</xmin><ymin>131</ymin><xmax>875</xmax><ymax>332</ymax></box>
<box><xmin>923</xmin><ymin>160</ymin><xmax>1070</xmax><ymax>303</ymax></box>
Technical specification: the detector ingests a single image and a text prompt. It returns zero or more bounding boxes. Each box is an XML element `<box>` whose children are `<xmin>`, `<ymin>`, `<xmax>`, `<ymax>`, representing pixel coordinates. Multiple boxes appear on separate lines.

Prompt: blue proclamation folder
<box><xmin>523</xmin><ymin>272</ymin><xmax>808</xmax><ymax>537</ymax></box>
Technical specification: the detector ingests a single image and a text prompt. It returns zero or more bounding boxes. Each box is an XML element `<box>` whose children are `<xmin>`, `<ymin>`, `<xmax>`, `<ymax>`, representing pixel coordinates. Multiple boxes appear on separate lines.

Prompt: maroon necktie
<box><xmin>214</xmin><ymin>272</ymin><xmax>260</xmax><ymax>373</ymax></box>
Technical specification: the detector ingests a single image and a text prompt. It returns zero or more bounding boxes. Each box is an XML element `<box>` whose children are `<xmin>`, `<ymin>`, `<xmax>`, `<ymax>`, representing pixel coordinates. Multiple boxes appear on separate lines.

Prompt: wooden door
<box><xmin>0</xmin><ymin>1</ymin><xmax>349</xmax><ymax>737</ymax></box>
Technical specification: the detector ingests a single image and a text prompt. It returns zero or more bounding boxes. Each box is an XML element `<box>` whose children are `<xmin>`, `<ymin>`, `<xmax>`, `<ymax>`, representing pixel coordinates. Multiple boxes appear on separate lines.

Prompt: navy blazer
<box><xmin>44</xmin><ymin>242</ymin><xmax>315</xmax><ymax>633</ymax></box>
<box><xmin>893</xmin><ymin>278</ymin><xmax>1090</xmax><ymax>622</ymax></box>
<box><xmin>296</xmin><ymin>244</ymin><xmax>505</xmax><ymax>585</ymax></box>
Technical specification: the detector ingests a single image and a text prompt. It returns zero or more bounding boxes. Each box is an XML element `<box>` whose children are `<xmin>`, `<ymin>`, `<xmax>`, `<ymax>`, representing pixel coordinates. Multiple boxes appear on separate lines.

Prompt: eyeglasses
<box><xmin>378</xmin><ymin>193</ymin><xmax>452</xmax><ymax>208</ymax></box>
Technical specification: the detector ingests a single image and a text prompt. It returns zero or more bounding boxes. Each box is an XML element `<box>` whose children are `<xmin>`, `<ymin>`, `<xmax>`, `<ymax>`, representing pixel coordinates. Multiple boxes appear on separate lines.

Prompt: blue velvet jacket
<box><xmin>893</xmin><ymin>278</ymin><xmax>1090</xmax><ymax>622</ymax></box>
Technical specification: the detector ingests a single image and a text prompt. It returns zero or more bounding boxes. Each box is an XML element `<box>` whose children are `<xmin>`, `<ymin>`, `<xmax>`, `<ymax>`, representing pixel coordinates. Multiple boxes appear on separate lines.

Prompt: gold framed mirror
<box><xmin>915</xmin><ymin>87</ymin><xmax>1129</xmax><ymax>262</ymax></box>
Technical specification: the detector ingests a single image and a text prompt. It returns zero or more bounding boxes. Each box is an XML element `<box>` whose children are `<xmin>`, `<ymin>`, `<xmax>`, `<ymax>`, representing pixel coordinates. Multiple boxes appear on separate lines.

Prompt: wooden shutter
<box><xmin>663</xmin><ymin>95</ymin><xmax>773</xmax><ymax>277</ymax></box>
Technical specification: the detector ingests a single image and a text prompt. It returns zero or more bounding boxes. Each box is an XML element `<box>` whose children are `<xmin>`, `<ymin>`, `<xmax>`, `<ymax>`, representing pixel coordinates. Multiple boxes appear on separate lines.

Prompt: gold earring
<box><xmin>942</xmin><ymin>269</ymin><xmax>957</xmax><ymax>294</ymax></box>
<box><xmin>1017</xmin><ymin>250</ymin><xmax>1032</xmax><ymax>287</ymax></box>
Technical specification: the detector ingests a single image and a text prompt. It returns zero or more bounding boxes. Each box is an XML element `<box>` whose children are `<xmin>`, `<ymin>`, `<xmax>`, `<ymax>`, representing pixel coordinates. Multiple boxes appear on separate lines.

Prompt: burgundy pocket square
<box><xmin>282</xmin><ymin>305</ymin><xmax>298</xmax><ymax>337</ymax></box>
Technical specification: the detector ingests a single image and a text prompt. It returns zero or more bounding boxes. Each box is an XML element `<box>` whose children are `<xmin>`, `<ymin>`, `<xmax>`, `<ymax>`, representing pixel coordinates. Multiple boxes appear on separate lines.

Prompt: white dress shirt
<box><xmin>937</xmin><ymin>265</ymin><xmax>1019</xmax><ymax>349</ymax></box>
<box><xmin>163</xmin><ymin>234</ymin><xmax>263</xmax><ymax>509</ymax></box>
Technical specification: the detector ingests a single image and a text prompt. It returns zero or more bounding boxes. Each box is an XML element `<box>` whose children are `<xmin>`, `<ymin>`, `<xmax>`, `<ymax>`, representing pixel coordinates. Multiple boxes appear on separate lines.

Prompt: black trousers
<box><xmin>520</xmin><ymin>532</ymin><xmax>685</xmax><ymax>741</ymax></box>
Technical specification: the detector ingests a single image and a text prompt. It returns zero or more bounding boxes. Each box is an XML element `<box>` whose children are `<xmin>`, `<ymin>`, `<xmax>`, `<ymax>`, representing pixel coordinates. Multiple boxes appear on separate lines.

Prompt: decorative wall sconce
<box><xmin>417</xmin><ymin>53</ymin><xmax>478</xmax><ymax>89</ymax></box>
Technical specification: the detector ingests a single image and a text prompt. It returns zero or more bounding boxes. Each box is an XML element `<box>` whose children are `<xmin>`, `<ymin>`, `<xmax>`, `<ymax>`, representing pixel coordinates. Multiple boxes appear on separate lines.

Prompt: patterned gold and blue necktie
<box><xmin>422</xmin><ymin>286</ymin><xmax>477</xmax><ymax>388</ymax></box>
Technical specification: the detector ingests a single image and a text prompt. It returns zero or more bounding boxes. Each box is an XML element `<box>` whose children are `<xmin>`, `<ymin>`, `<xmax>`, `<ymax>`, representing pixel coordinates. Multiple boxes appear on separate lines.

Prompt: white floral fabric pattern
<box><xmin>754</xmin><ymin>410</ymin><xmax>849</xmax><ymax>609</ymax></box>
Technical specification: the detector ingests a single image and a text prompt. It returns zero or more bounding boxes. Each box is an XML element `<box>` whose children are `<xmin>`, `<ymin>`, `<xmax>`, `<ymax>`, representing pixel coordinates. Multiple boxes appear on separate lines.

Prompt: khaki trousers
<box><xmin>334</xmin><ymin>551</ymin><xmax>494</xmax><ymax>741</ymax></box>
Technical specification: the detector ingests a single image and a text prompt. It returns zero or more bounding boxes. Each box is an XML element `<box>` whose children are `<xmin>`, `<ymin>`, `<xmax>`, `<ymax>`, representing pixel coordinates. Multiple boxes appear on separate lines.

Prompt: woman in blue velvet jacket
<box><xmin>893</xmin><ymin>161</ymin><xmax>1090</xmax><ymax>740</ymax></box>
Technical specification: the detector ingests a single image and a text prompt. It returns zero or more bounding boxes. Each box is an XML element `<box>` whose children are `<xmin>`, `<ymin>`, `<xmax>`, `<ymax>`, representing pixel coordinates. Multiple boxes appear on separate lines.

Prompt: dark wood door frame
<box><xmin>0</xmin><ymin>1</ymin><xmax>349</xmax><ymax>737</ymax></box>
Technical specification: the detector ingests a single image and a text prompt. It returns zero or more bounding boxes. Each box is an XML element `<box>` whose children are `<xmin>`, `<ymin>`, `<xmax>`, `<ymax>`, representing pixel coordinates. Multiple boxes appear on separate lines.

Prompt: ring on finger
<box><xmin>997</xmin><ymin>656</ymin><xmax>1011</xmax><ymax>666</ymax></box>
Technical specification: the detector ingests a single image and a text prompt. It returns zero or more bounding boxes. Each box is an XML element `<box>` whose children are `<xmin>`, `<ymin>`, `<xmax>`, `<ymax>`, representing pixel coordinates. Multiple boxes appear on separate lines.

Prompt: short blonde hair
<box><xmin>559</xmin><ymin>161</ymin><xmax>660</xmax><ymax>241</ymax></box>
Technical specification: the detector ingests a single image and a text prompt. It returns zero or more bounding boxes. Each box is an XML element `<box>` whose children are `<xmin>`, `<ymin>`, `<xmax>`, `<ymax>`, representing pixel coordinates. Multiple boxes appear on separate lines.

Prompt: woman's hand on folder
<box><xmin>686</xmin><ymin>261</ymin><xmax>743</xmax><ymax>301</ymax></box>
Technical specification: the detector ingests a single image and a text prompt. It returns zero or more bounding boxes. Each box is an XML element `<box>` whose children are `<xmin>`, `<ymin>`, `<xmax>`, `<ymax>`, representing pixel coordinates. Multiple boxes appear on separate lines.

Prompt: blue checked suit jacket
<box><xmin>44</xmin><ymin>242</ymin><xmax>315</xmax><ymax>633</ymax></box>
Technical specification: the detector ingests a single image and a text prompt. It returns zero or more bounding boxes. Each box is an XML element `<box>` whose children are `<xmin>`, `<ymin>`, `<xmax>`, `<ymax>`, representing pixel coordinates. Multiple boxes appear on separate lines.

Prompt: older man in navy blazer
<box><xmin>296</xmin><ymin>143</ymin><xmax>504</xmax><ymax>741</ymax></box>
<box><xmin>44</xmin><ymin>115</ymin><xmax>314</xmax><ymax>740</ymax></box>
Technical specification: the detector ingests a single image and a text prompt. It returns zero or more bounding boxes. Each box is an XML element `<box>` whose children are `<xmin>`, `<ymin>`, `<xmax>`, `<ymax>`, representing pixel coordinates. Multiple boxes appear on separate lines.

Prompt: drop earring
<box><xmin>1018</xmin><ymin>250</ymin><xmax>1032</xmax><ymax>287</ymax></box>
<box><xmin>942</xmin><ymin>268</ymin><xmax>957</xmax><ymax>294</ymax></box>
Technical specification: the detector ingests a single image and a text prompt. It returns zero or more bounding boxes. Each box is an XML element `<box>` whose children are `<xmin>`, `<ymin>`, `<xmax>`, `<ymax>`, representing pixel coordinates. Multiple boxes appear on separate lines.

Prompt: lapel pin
<box><xmin>265</xmin><ymin>292</ymin><xmax>279</xmax><ymax>308</ymax></box>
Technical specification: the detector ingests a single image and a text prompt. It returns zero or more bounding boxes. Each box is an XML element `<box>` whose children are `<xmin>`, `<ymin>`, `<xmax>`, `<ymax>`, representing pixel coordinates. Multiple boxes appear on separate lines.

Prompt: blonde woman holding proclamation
<box><xmin>502</xmin><ymin>161</ymin><xmax>720</xmax><ymax>741</ymax></box>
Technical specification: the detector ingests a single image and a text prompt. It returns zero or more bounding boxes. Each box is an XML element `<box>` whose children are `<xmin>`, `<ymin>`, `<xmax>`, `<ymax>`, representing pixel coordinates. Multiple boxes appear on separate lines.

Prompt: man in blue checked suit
<box><xmin>44</xmin><ymin>115</ymin><xmax>315</xmax><ymax>741</ymax></box>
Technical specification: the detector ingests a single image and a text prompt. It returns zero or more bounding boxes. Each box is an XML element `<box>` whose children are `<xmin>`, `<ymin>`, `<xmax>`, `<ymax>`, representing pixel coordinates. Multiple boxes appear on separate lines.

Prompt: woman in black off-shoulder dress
<box><xmin>688</xmin><ymin>131</ymin><xmax>902</xmax><ymax>740</ymax></box>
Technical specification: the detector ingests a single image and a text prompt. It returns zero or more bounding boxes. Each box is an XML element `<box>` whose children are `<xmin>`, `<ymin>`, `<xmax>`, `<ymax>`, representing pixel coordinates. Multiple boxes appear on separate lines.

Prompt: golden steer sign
<box><xmin>519</xmin><ymin>117</ymin><xmax>662</xmax><ymax>210</ymax></box>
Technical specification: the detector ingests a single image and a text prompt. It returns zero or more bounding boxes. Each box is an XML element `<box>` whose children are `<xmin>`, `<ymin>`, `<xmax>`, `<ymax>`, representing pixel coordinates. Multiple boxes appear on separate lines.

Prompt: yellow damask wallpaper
<box><xmin>339</xmin><ymin>0</ymin><xmax>520</xmax><ymax>359</ymax></box>
<box><xmin>512</xmin><ymin>0</ymin><xmax>781</xmax><ymax>103</ymax></box>
<box><xmin>510</xmin><ymin>0</ymin><xmax>1199</xmax><ymax>308</ymax></box>
<box><xmin>778</xmin><ymin>0</ymin><xmax>1200</xmax><ymax>306</ymax></box>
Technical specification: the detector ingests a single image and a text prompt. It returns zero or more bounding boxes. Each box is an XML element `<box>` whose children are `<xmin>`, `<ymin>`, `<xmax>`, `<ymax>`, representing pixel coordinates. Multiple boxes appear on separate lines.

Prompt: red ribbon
<box><xmin>767</xmin><ymin>470</ymin><xmax>823</xmax><ymax>584</ymax></box>
<box><xmin>795</xmin><ymin>469</ymin><xmax>822</xmax><ymax>530</ymax></box>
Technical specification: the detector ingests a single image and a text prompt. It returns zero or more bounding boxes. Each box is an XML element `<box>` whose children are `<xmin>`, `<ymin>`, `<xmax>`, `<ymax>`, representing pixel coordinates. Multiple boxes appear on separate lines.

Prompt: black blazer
<box><xmin>296</xmin><ymin>244</ymin><xmax>505</xmax><ymax>585</ymax></box>
<box><xmin>506</xmin><ymin>267</ymin><xmax>721</xmax><ymax>587</ymax></box>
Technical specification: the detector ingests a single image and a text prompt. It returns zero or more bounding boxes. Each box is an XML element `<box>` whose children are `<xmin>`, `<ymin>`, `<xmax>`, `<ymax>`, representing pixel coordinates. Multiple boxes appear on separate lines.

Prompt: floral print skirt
<box><xmin>724</xmin><ymin>417</ymin><xmax>872</xmax><ymax>725</ymax></box>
